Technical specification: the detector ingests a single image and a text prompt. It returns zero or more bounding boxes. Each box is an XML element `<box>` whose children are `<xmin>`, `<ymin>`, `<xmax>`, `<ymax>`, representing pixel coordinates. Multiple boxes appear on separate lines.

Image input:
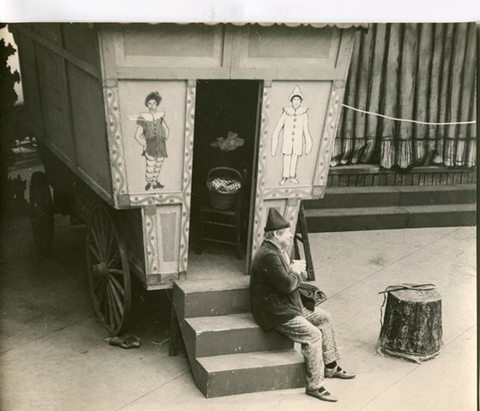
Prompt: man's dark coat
<box><xmin>250</xmin><ymin>240</ymin><xmax>304</xmax><ymax>330</ymax></box>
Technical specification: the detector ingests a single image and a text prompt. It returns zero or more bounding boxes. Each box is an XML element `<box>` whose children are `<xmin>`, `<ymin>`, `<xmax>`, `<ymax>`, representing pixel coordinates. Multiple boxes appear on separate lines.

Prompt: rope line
<box><xmin>341</xmin><ymin>104</ymin><xmax>476</xmax><ymax>126</ymax></box>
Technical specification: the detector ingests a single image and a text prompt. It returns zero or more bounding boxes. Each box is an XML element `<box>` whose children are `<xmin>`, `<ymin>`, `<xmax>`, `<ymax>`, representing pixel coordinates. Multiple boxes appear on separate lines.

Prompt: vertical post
<box><xmin>169</xmin><ymin>297</ymin><xmax>180</xmax><ymax>357</ymax></box>
<box><xmin>245</xmin><ymin>80</ymin><xmax>270</xmax><ymax>274</ymax></box>
<box><xmin>298</xmin><ymin>202</ymin><xmax>315</xmax><ymax>281</ymax></box>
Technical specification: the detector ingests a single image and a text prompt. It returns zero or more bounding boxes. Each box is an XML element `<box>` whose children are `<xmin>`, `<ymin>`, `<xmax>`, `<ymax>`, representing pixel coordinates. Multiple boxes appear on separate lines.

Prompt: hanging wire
<box><xmin>342</xmin><ymin>104</ymin><xmax>476</xmax><ymax>126</ymax></box>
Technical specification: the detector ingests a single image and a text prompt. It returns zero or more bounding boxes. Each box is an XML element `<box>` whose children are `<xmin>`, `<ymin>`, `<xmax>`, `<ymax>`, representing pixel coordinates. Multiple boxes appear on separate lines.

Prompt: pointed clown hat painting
<box><xmin>289</xmin><ymin>85</ymin><xmax>304</xmax><ymax>101</ymax></box>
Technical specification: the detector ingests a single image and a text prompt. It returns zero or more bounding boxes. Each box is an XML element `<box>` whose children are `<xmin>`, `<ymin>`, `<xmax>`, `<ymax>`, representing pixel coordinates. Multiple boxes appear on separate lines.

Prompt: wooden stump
<box><xmin>377</xmin><ymin>287</ymin><xmax>443</xmax><ymax>362</ymax></box>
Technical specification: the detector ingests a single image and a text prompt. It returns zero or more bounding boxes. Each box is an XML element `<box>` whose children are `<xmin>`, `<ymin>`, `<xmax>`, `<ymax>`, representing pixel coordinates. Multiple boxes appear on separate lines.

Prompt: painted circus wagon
<box><xmin>11</xmin><ymin>23</ymin><xmax>363</xmax><ymax>337</ymax></box>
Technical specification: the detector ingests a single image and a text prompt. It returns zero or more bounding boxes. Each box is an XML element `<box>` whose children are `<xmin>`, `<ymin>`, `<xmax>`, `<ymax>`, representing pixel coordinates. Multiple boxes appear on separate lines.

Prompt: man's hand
<box><xmin>290</xmin><ymin>259</ymin><xmax>307</xmax><ymax>276</ymax></box>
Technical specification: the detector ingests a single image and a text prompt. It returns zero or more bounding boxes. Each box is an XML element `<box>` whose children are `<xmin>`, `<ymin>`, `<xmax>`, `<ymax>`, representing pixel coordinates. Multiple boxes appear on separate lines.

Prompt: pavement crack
<box><xmin>115</xmin><ymin>369</ymin><xmax>190</xmax><ymax>411</ymax></box>
<box><xmin>0</xmin><ymin>313</ymin><xmax>95</xmax><ymax>356</ymax></box>
<box><xmin>270</xmin><ymin>396</ymin><xmax>285</xmax><ymax>409</ymax></box>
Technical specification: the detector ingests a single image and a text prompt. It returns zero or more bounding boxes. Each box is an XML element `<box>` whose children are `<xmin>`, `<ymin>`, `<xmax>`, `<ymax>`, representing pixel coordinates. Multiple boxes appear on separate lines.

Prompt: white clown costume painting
<box><xmin>271</xmin><ymin>86</ymin><xmax>313</xmax><ymax>185</ymax></box>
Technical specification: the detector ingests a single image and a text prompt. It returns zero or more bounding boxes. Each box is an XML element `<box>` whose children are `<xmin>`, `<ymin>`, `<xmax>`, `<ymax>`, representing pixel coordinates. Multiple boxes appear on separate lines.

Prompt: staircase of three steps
<box><xmin>172</xmin><ymin>277</ymin><xmax>307</xmax><ymax>397</ymax></box>
<box><xmin>304</xmin><ymin>184</ymin><xmax>476</xmax><ymax>232</ymax></box>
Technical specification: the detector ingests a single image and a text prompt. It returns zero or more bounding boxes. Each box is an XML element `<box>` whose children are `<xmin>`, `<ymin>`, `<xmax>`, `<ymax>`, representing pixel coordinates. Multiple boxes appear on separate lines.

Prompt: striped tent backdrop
<box><xmin>332</xmin><ymin>23</ymin><xmax>476</xmax><ymax>170</ymax></box>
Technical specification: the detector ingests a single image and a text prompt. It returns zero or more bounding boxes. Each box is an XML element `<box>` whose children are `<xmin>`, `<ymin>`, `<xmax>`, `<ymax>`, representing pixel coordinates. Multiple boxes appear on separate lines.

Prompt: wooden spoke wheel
<box><xmin>86</xmin><ymin>203</ymin><xmax>131</xmax><ymax>336</ymax></box>
<box><xmin>29</xmin><ymin>171</ymin><xmax>54</xmax><ymax>255</ymax></box>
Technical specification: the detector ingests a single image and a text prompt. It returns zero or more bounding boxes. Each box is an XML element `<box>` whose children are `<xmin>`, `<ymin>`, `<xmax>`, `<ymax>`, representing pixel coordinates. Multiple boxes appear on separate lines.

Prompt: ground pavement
<box><xmin>0</xmin><ymin>197</ymin><xmax>476</xmax><ymax>410</ymax></box>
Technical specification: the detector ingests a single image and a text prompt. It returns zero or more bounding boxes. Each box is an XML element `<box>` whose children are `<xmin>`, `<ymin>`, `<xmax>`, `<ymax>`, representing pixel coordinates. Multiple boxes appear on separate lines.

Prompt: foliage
<box><xmin>0</xmin><ymin>32</ymin><xmax>21</xmax><ymax>144</ymax></box>
<box><xmin>0</xmin><ymin>25</ymin><xmax>21</xmax><ymax>209</ymax></box>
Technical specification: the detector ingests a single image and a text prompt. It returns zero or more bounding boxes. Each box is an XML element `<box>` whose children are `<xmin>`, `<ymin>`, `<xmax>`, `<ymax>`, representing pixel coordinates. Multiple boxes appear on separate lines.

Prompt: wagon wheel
<box><xmin>86</xmin><ymin>203</ymin><xmax>132</xmax><ymax>336</ymax></box>
<box><xmin>29</xmin><ymin>171</ymin><xmax>54</xmax><ymax>255</ymax></box>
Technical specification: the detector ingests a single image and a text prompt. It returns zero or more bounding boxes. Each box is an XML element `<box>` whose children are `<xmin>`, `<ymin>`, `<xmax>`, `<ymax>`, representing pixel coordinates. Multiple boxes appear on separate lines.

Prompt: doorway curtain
<box><xmin>331</xmin><ymin>23</ymin><xmax>477</xmax><ymax>170</ymax></box>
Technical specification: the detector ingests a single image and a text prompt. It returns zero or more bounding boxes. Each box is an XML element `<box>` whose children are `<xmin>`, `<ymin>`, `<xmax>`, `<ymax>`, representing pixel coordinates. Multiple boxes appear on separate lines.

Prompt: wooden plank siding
<box><xmin>11</xmin><ymin>23</ymin><xmax>113</xmax><ymax>204</ymax></box>
<box><xmin>327</xmin><ymin>166</ymin><xmax>476</xmax><ymax>187</ymax></box>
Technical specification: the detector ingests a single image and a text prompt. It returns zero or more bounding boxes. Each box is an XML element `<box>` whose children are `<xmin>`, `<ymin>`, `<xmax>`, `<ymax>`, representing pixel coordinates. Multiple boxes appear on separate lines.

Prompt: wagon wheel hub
<box><xmin>92</xmin><ymin>261</ymin><xmax>110</xmax><ymax>278</ymax></box>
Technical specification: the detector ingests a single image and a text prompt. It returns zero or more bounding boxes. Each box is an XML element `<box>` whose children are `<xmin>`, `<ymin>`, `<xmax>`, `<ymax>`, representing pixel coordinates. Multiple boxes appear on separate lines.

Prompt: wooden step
<box><xmin>396</xmin><ymin>184</ymin><xmax>476</xmax><ymax>206</ymax></box>
<box><xmin>405</xmin><ymin>203</ymin><xmax>477</xmax><ymax>228</ymax></box>
<box><xmin>305</xmin><ymin>186</ymin><xmax>400</xmax><ymax>209</ymax></box>
<box><xmin>306</xmin><ymin>203</ymin><xmax>476</xmax><ymax>233</ymax></box>
<box><xmin>173</xmin><ymin>277</ymin><xmax>250</xmax><ymax>319</ymax></box>
<box><xmin>185</xmin><ymin>313</ymin><xmax>293</xmax><ymax>357</ymax></box>
<box><xmin>306</xmin><ymin>206</ymin><xmax>409</xmax><ymax>232</ymax></box>
<box><xmin>172</xmin><ymin>278</ymin><xmax>308</xmax><ymax>398</ymax></box>
<box><xmin>304</xmin><ymin>184</ymin><xmax>476</xmax><ymax>210</ymax></box>
<box><xmin>196</xmin><ymin>350</ymin><xmax>306</xmax><ymax>397</ymax></box>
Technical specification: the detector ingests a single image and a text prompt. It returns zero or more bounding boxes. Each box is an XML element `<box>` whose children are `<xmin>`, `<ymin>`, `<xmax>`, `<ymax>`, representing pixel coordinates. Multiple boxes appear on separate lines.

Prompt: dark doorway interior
<box><xmin>189</xmin><ymin>80</ymin><xmax>261</xmax><ymax>272</ymax></box>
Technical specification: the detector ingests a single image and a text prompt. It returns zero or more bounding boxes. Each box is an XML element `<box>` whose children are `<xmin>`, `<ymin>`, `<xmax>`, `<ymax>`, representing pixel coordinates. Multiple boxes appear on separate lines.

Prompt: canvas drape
<box><xmin>332</xmin><ymin>23</ymin><xmax>476</xmax><ymax>170</ymax></box>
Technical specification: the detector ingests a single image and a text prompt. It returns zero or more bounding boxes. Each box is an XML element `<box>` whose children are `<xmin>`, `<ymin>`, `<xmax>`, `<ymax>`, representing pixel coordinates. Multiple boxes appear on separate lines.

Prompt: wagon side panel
<box><xmin>65</xmin><ymin>63</ymin><xmax>112</xmax><ymax>199</ymax></box>
<box><xmin>245</xmin><ymin>28</ymin><xmax>357</xmax><ymax>264</ymax></box>
<box><xmin>12</xmin><ymin>23</ymin><xmax>114</xmax><ymax>204</ymax></box>
<box><xmin>231</xmin><ymin>25</ymin><xmax>343</xmax><ymax>80</ymax></box>
<box><xmin>97</xmin><ymin>25</ymin><xmax>203</xmax><ymax>288</ymax></box>
<box><xmin>98</xmin><ymin>73</ymin><xmax>196</xmax><ymax>287</ymax></box>
<box><xmin>63</xmin><ymin>23</ymin><xmax>113</xmax><ymax>201</ymax></box>
<box><xmin>34</xmin><ymin>38</ymin><xmax>75</xmax><ymax>166</ymax></box>
<box><xmin>119</xmin><ymin>80</ymin><xmax>195</xmax><ymax>288</ymax></box>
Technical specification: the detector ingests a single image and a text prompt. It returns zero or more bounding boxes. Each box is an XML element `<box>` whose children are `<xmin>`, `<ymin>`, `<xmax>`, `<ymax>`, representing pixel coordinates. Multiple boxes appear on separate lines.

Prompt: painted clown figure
<box><xmin>271</xmin><ymin>86</ymin><xmax>313</xmax><ymax>186</ymax></box>
<box><xmin>134</xmin><ymin>91</ymin><xmax>170</xmax><ymax>191</ymax></box>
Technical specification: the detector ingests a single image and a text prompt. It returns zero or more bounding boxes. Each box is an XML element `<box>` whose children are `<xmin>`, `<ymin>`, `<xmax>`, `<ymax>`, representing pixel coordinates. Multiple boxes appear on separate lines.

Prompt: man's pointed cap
<box><xmin>289</xmin><ymin>85</ymin><xmax>304</xmax><ymax>101</ymax></box>
<box><xmin>264</xmin><ymin>208</ymin><xmax>290</xmax><ymax>232</ymax></box>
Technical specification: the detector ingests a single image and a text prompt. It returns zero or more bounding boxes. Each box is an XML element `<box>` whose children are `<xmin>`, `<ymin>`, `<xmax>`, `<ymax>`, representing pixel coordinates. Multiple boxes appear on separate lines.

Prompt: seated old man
<box><xmin>249</xmin><ymin>208</ymin><xmax>355</xmax><ymax>402</ymax></box>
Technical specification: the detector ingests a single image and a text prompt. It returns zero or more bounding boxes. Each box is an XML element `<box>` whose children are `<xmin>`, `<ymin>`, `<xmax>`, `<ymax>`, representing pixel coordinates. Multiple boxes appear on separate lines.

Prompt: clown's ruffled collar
<box><xmin>283</xmin><ymin>106</ymin><xmax>309</xmax><ymax>116</ymax></box>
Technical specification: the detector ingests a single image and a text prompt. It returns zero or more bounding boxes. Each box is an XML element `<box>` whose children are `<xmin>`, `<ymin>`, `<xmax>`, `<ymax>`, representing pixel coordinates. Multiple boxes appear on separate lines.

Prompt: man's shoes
<box><xmin>325</xmin><ymin>365</ymin><xmax>356</xmax><ymax>379</ymax></box>
<box><xmin>289</xmin><ymin>177</ymin><xmax>299</xmax><ymax>184</ymax></box>
<box><xmin>145</xmin><ymin>183</ymin><xmax>152</xmax><ymax>191</ymax></box>
<box><xmin>306</xmin><ymin>387</ymin><xmax>338</xmax><ymax>402</ymax></box>
<box><xmin>153</xmin><ymin>181</ymin><xmax>164</xmax><ymax>189</ymax></box>
<box><xmin>279</xmin><ymin>178</ymin><xmax>288</xmax><ymax>186</ymax></box>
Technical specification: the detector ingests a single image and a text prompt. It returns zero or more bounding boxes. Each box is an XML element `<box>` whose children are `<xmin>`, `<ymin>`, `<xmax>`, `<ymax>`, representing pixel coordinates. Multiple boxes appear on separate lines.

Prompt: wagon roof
<box><xmin>122</xmin><ymin>22</ymin><xmax>370</xmax><ymax>29</ymax></box>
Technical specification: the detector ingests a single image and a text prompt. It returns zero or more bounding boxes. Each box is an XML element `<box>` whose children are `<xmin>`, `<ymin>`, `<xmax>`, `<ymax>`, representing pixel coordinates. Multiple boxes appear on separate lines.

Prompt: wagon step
<box><xmin>174</xmin><ymin>277</ymin><xmax>250</xmax><ymax>318</ymax></box>
<box><xmin>185</xmin><ymin>312</ymin><xmax>293</xmax><ymax>357</ymax></box>
<box><xmin>172</xmin><ymin>278</ymin><xmax>306</xmax><ymax>397</ymax></box>
<box><xmin>196</xmin><ymin>350</ymin><xmax>305</xmax><ymax>398</ymax></box>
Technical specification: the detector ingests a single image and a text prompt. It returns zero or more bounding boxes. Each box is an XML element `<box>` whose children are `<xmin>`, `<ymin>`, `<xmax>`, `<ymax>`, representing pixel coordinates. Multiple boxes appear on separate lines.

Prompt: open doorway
<box><xmin>188</xmin><ymin>80</ymin><xmax>262</xmax><ymax>280</ymax></box>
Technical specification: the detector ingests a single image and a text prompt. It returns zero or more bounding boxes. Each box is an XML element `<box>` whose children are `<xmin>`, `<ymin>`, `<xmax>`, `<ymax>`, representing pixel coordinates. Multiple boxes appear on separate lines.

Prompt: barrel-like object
<box><xmin>377</xmin><ymin>288</ymin><xmax>443</xmax><ymax>362</ymax></box>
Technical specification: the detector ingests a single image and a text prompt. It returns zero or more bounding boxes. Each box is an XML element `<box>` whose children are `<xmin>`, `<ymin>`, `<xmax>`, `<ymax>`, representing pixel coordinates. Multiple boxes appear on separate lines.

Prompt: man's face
<box><xmin>275</xmin><ymin>228</ymin><xmax>293</xmax><ymax>249</ymax></box>
<box><xmin>291</xmin><ymin>96</ymin><xmax>302</xmax><ymax>109</ymax></box>
<box><xmin>147</xmin><ymin>99</ymin><xmax>158</xmax><ymax>111</ymax></box>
